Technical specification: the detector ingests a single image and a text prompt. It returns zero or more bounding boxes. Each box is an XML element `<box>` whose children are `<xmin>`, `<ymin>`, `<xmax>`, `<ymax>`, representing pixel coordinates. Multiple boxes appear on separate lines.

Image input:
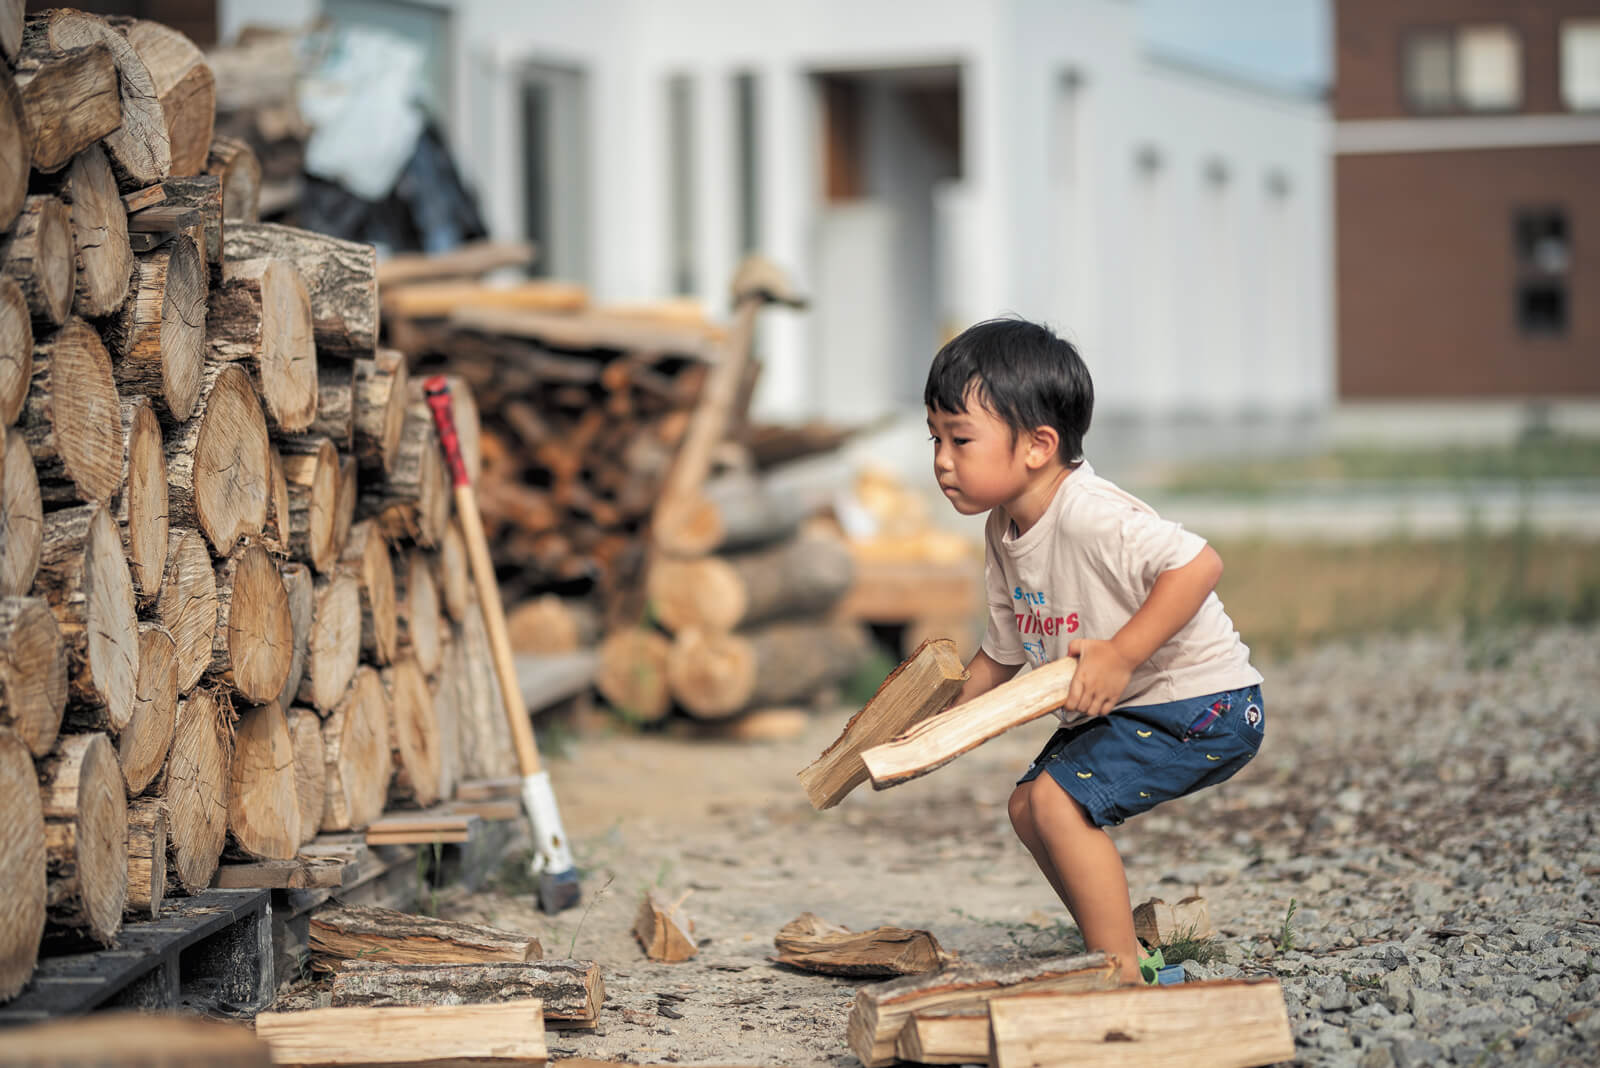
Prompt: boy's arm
<box><xmin>1064</xmin><ymin>544</ymin><xmax>1225</xmax><ymax>717</ymax></box>
<box><xmin>945</xmin><ymin>648</ymin><xmax>1023</xmax><ymax>710</ymax></box>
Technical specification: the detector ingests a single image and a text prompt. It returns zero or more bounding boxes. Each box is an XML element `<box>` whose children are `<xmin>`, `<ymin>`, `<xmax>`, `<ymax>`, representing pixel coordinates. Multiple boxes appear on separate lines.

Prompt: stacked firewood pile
<box><xmin>0</xmin><ymin>7</ymin><xmax>513</xmax><ymax>1004</ymax></box>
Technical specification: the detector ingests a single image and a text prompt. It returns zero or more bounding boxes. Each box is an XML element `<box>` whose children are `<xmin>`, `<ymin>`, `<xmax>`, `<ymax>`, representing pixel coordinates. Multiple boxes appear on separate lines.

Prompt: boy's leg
<box><xmin>1011</xmin><ymin>775</ymin><xmax>1143</xmax><ymax>985</ymax></box>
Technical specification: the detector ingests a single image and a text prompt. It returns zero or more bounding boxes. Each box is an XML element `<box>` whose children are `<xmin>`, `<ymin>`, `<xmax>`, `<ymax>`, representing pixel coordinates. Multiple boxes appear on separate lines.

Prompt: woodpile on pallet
<box><xmin>0</xmin><ymin>7</ymin><xmax>512</xmax><ymax>1003</ymax></box>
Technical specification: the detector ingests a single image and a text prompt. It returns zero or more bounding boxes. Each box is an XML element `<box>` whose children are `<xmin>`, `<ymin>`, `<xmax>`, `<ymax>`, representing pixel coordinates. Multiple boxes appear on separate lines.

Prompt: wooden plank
<box><xmin>376</xmin><ymin>241</ymin><xmax>538</xmax><ymax>288</ymax></box>
<box><xmin>363</xmin><ymin>812</ymin><xmax>481</xmax><ymax>845</ymax></box>
<box><xmin>381</xmin><ymin>279</ymin><xmax>586</xmax><ymax>320</ymax></box>
<box><xmin>365</xmin><ymin>829</ymin><xmax>472</xmax><ymax>845</ymax></box>
<box><xmin>988</xmin><ymin>980</ymin><xmax>1294</xmax><ymax>1068</ymax></box>
<box><xmin>798</xmin><ymin>639</ymin><xmax>967</xmax><ymax>809</ymax></box>
<box><xmin>446</xmin><ymin>798</ymin><xmax>521</xmax><ymax>822</ymax></box>
<box><xmin>120</xmin><ymin>186</ymin><xmax>167</xmax><ymax>213</ymax></box>
<box><xmin>860</xmin><ymin>656</ymin><xmax>1083</xmax><ymax>791</ymax></box>
<box><xmin>450</xmin><ymin>306</ymin><xmax>718</xmax><ymax>359</ymax></box>
<box><xmin>453</xmin><ymin>777</ymin><xmax>521</xmax><ymax>802</ymax></box>
<box><xmin>897</xmin><ymin>1007</ymin><xmax>989</xmax><ymax>1065</ymax></box>
<box><xmin>126</xmin><ymin>204</ymin><xmax>201</xmax><ymax>232</ymax></box>
<box><xmin>253</xmin><ymin>1000</ymin><xmax>548</xmax><ymax>1065</ymax></box>
<box><xmin>214</xmin><ymin>855</ymin><xmax>352</xmax><ymax>890</ymax></box>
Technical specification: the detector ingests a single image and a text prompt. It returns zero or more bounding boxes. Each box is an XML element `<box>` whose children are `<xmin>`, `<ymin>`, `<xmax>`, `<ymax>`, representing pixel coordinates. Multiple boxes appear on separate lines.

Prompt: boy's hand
<box><xmin>1063</xmin><ymin>639</ymin><xmax>1135</xmax><ymax>718</ymax></box>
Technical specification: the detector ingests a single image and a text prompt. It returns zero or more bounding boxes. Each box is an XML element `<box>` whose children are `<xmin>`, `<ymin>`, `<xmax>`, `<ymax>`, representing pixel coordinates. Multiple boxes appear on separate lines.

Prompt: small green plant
<box><xmin>415</xmin><ymin>839</ymin><xmax>445</xmax><ymax>916</ymax></box>
<box><xmin>567</xmin><ymin>872</ymin><xmax>614</xmax><ymax>958</ymax></box>
<box><xmin>1276</xmin><ymin>898</ymin><xmax>1299</xmax><ymax>954</ymax></box>
<box><xmin>1157</xmin><ymin>922</ymin><xmax>1219</xmax><ymax>967</ymax></box>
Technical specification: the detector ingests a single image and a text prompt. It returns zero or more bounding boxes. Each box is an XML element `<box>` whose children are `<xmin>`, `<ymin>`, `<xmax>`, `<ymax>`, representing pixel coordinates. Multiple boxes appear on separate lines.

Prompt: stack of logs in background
<box><xmin>0</xmin><ymin>5</ymin><xmax>518</xmax><ymax>1003</ymax></box>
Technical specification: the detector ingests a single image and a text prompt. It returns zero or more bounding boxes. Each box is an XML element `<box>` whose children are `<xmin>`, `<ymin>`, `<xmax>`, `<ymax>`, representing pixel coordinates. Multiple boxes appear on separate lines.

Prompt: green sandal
<box><xmin>1138</xmin><ymin>948</ymin><xmax>1165</xmax><ymax>985</ymax></box>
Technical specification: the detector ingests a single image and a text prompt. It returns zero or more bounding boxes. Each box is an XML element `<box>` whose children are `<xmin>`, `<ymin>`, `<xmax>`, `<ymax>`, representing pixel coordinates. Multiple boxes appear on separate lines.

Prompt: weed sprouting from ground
<box><xmin>1277</xmin><ymin>898</ymin><xmax>1299</xmax><ymax>954</ymax></box>
<box><xmin>1157</xmin><ymin>922</ymin><xmax>1220</xmax><ymax>966</ymax></box>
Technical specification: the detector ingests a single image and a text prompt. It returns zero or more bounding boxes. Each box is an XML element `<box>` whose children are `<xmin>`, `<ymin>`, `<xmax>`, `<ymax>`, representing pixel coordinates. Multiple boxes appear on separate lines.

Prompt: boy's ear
<box><xmin>1025</xmin><ymin>425</ymin><xmax>1060</xmax><ymax>469</ymax></box>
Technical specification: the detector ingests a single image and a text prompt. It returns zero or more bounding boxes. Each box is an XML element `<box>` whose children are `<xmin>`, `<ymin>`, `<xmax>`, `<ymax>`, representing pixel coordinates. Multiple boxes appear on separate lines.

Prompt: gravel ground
<box><xmin>290</xmin><ymin>624</ymin><xmax>1600</xmax><ymax>1066</ymax></box>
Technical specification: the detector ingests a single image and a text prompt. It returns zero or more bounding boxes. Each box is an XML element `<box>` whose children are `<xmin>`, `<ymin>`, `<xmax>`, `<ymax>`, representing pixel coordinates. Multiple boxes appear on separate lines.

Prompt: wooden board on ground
<box><xmin>987</xmin><ymin>980</ymin><xmax>1294</xmax><ymax>1068</ymax></box>
<box><xmin>253</xmin><ymin>1000</ymin><xmax>548</xmax><ymax>1066</ymax></box>
<box><xmin>798</xmin><ymin>639</ymin><xmax>967</xmax><ymax>810</ymax></box>
<box><xmin>329</xmin><ymin>959</ymin><xmax>603</xmax><ymax>1028</ymax></box>
<box><xmin>773</xmin><ymin>912</ymin><xmax>946</xmax><ymax>978</ymax></box>
<box><xmin>363</xmin><ymin>812</ymin><xmax>481</xmax><ymax>846</ymax></box>
<box><xmin>309</xmin><ymin>903</ymin><xmax>543</xmax><ymax>966</ymax></box>
<box><xmin>846</xmin><ymin>953</ymin><xmax>1119</xmax><ymax>1068</ymax></box>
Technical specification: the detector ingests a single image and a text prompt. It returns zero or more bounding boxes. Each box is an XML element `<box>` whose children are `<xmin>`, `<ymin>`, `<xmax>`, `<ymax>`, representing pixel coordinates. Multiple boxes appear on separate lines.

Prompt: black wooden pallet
<box><xmin>0</xmin><ymin>889</ymin><xmax>272</xmax><ymax>1024</ymax></box>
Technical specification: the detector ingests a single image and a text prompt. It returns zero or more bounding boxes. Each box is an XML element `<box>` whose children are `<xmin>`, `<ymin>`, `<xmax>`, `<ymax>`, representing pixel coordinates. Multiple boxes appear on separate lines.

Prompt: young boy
<box><xmin>925</xmin><ymin>318</ymin><xmax>1264</xmax><ymax>986</ymax></box>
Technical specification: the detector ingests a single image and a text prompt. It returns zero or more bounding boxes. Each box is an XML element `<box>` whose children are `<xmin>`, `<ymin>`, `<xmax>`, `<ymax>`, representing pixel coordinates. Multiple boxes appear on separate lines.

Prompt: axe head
<box><xmin>730</xmin><ymin>254</ymin><xmax>807</xmax><ymax>310</ymax></box>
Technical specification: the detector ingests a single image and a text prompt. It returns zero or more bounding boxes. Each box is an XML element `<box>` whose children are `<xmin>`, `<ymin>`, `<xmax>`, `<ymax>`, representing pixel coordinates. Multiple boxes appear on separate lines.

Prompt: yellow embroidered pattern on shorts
<box><xmin>1076</xmin><ymin>770</ymin><xmax>1093</xmax><ymax>779</ymax></box>
<box><xmin>1135</xmin><ymin>729</ymin><xmax>1153</xmax><ymax>738</ymax></box>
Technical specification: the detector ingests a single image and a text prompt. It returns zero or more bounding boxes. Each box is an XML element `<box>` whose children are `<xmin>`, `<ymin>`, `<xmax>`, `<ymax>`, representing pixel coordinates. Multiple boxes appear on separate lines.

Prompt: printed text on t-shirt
<box><xmin>1012</xmin><ymin>588</ymin><xmax>1078</xmax><ymax>637</ymax></box>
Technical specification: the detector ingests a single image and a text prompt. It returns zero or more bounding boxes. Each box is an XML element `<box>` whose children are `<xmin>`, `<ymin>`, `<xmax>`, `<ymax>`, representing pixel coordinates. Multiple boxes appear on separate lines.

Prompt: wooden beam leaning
<box><xmin>986</xmin><ymin>980</ymin><xmax>1295</xmax><ymax>1068</ymax></box>
<box><xmin>861</xmin><ymin>655</ymin><xmax>1081</xmax><ymax>791</ymax></box>
<box><xmin>252</xmin><ymin>1001</ymin><xmax>548</xmax><ymax>1067</ymax></box>
<box><xmin>798</xmin><ymin>638</ymin><xmax>967</xmax><ymax>810</ymax></box>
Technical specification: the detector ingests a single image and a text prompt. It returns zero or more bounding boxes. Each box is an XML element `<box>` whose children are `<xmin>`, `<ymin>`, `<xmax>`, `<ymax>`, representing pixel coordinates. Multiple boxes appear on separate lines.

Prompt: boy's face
<box><xmin>927</xmin><ymin>397</ymin><xmax>1032</xmax><ymax>516</ymax></box>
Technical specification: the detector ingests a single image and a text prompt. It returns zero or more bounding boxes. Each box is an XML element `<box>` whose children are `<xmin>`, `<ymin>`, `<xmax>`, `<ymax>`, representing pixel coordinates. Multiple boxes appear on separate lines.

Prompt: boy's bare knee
<box><xmin>1007</xmin><ymin>782</ymin><xmax>1035</xmax><ymax>836</ymax></box>
<box><xmin>1028</xmin><ymin>774</ymin><xmax>1095</xmax><ymax>837</ymax></box>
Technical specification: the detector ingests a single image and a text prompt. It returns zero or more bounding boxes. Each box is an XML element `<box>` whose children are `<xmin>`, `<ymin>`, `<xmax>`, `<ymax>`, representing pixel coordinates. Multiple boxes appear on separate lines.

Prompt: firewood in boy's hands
<box><xmin>1063</xmin><ymin>638</ymin><xmax>1135</xmax><ymax>718</ymax></box>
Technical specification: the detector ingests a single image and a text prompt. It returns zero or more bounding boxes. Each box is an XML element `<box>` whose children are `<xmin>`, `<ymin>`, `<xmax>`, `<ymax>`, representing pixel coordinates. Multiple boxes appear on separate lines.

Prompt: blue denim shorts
<box><xmin>1016</xmin><ymin>686</ymin><xmax>1265</xmax><ymax>828</ymax></box>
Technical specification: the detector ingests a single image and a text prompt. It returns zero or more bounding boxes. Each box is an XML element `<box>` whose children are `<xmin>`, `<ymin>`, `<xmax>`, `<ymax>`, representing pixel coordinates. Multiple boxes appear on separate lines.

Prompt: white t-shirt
<box><xmin>980</xmin><ymin>460</ymin><xmax>1263</xmax><ymax>720</ymax></box>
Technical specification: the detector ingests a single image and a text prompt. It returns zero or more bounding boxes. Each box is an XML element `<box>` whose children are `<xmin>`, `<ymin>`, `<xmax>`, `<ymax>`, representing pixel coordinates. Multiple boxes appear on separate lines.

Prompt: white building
<box><xmin>221</xmin><ymin>0</ymin><xmax>1332</xmax><ymax>470</ymax></box>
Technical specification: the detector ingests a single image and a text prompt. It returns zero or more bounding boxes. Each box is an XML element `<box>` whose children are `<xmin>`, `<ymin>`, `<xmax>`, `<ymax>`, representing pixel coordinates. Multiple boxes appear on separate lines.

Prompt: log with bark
<box><xmin>0</xmin><ymin>277</ymin><xmax>32</xmax><ymax>426</ymax></box>
<box><xmin>210</xmin><ymin>541</ymin><xmax>292</xmax><ymax>703</ymax></box>
<box><xmin>227</xmin><ymin>699</ymin><xmax>300</xmax><ymax>860</ymax></box>
<box><xmin>360</xmin><ymin>386</ymin><xmax>449</xmax><ymax>547</ymax></box>
<box><xmin>0</xmin><ymin>724</ymin><xmax>46</xmax><ymax>1000</ymax></box>
<box><xmin>2</xmin><ymin>195</ymin><xmax>75</xmax><ymax>328</ymax></box>
<box><xmin>9</xmin><ymin>40</ymin><xmax>120</xmax><ymax>174</ymax></box>
<box><xmin>384</xmin><ymin>657</ymin><xmax>441</xmax><ymax>808</ymax></box>
<box><xmin>773</xmin><ymin>912</ymin><xmax>947</xmax><ymax>978</ymax></box>
<box><xmin>117</xmin><ymin>396</ymin><xmax>168</xmax><ymax>607</ymax></box>
<box><xmin>124</xmin><ymin>796</ymin><xmax>166</xmax><ymax>920</ymax></box>
<box><xmin>156</xmin><ymin>175</ymin><xmax>222</xmax><ymax>271</ymax></box>
<box><xmin>273</xmin><ymin>561</ymin><xmax>313</xmax><ymax>709</ymax></box>
<box><xmin>205</xmin><ymin>134</ymin><xmax>261</xmax><ymax>223</ymax></box>
<box><xmin>23</xmin><ymin>316</ymin><xmax>122</xmax><ymax>505</ymax></box>
<box><xmin>0</xmin><ymin>595</ymin><xmax>67</xmax><ymax>758</ymax></box>
<box><xmin>153</xmin><ymin>685</ymin><xmax>232</xmax><ymax>893</ymax></box>
<box><xmin>342</xmin><ymin>519</ymin><xmax>397</xmax><ymax>665</ymax></box>
<box><xmin>319</xmin><ymin>666</ymin><xmax>388</xmax><ymax>832</ymax></box>
<box><xmin>222</xmin><ymin>223</ymin><xmax>377</xmax><ymax>361</ymax></box>
<box><xmin>799</xmin><ymin>638</ymin><xmax>968</xmax><ymax>810</ymax></box>
<box><xmin>395</xmin><ymin>547</ymin><xmax>442</xmax><ymax>676</ymax></box>
<box><xmin>36</xmin><ymin>504</ymin><xmax>139</xmax><ymax>732</ymax></box>
<box><xmin>107</xmin><ymin>233</ymin><xmax>204</xmax><ymax>423</ymax></box>
<box><xmin>0</xmin><ymin>66</ymin><xmax>29</xmax><ymax>232</ymax></box>
<box><xmin>651</xmin><ymin>470</ymin><xmax>815</xmax><ymax>558</ymax></box>
<box><xmin>155</xmin><ymin>527</ymin><xmax>218</xmax><ymax>694</ymax></box>
<box><xmin>38</xmin><ymin>731</ymin><xmax>127</xmax><ymax>944</ymax></box>
<box><xmin>436</xmin><ymin>520</ymin><xmax>471</xmax><ymax>623</ymax></box>
<box><xmin>284</xmin><ymin>705</ymin><xmax>324</xmax><ymax>848</ymax></box>
<box><xmin>0</xmin><ymin>427</ymin><xmax>42</xmax><ymax>598</ymax></box>
<box><xmin>667</xmin><ymin>620</ymin><xmax>872</xmax><ymax>721</ymax></box>
<box><xmin>310</xmin><ymin>360</ymin><xmax>354</xmax><ymax>452</ymax></box>
<box><xmin>594</xmin><ymin>627</ymin><xmax>672</xmax><ymax>724</ymax></box>
<box><xmin>119</xmin><ymin>623</ymin><xmax>176</xmax><ymax>796</ymax></box>
<box><xmin>164</xmin><ymin>361</ymin><xmax>269</xmax><ymax>555</ymax></box>
<box><xmin>648</xmin><ymin>531</ymin><xmax>853</xmax><ymax>634</ymax></box>
<box><xmin>352</xmin><ymin>347</ymin><xmax>406</xmax><ymax>477</ymax></box>
<box><xmin>310</xmin><ymin>903</ymin><xmax>543</xmax><ymax>967</ymax></box>
<box><xmin>329</xmin><ymin>959</ymin><xmax>603</xmax><ymax>1027</ymax></box>
<box><xmin>278</xmin><ymin>434</ymin><xmax>338</xmax><ymax>572</ymax></box>
<box><xmin>55</xmin><ymin>144</ymin><xmax>132</xmax><ymax>318</ymax></box>
<box><xmin>208</xmin><ymin>256</ymin><xmax>316</xmax><ymax>433</ymax></box>
<box><xmin>251</xmin><ymin>1001</ymin><xmax>548</xmax><ymax>1067</ymax></box>
<box><xmin>112</xmin><ymin>19</ymin><xmax>214</xmax><ymax>178</ymax></box>
<box><xmin>297</xmin><ymin>571</ymin><xmax>361</xmax><ymax>713</ymax></box>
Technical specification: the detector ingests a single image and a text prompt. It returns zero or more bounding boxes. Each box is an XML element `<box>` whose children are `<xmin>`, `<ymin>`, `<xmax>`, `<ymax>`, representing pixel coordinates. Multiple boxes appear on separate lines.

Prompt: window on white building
<box><xmin>667</xmin><ymin>74</ymin><xmax>697</xmax><ymax>295</ymax></box>
<box><xmin>519</xmin><ymin>64</ymin><xmax>589</xmax><ymax>282</ymax></box>
<box><xmin>1403</xmin><ymin>24</ymin><xmax>1522</xmax><ymax>113</ymax></box>
<box><xmin>1561</xmin><ymin>19</ymin><xmax>1600</xmax><ymax>110</ymax></box>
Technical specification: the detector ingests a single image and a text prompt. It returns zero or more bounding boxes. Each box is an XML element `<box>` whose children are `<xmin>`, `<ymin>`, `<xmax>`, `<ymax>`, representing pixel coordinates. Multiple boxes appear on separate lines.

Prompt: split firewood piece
<box><xmin>847</xmin><ymin>952</ymin><xmax>1119</xmax><ymax>1068</ymax></box>
<box><xmin>360</xmin><ymin>386</ymin><xmax>449</xmax><ymax>547</ymax></box>
<box><xmin>0</xmin><ymin>277</ymin><xmax>32</xmax><ymax>426</ymax></box>
<box><xmin>38</xmin><ymin>731</ymin><xmax>127</xmax><ymax>945</ymax></box>
<box><xmin>253</xmin><ymin>1000</ymin><xmax>548</xmax><ymax>1067</ymax></box>
<box><xmin>108</xmin><ymin>232</ymin><xmax>204</xmax><ymax>423</ymax></box>
<box><xmin>384</xmin><ymin>657</ymin><xmax>441</xmax><ymax>808</ymax></box>
<box><xmin>987</xmin><ymin>979</ymin><xmax>1295</xmax><ymax>1068</ymax></box>
<box><xmin>111</xmin><ymin>19</ymin><xmax>215</xmax><ymax>178</ymax></box>
<box><xmin>124</xmin><ymin>797</ymin><xmax>167</xmax><ymax>920</ymax></box>
<box><xmin>311</xmin><ymin>903</ymin><xmax>543</xmax><ymax>967</ymax></box>
<box><xmin>117</xmin><ymin>397</ymin><xmax>168</xmax><ymax>607</ymax></box>
<box><xmin>634</xmin><ymin>890</ymin><xmax>697</xmax><ymax>963</ymax></box>
<box><xmin>0</xmin><ymin>596</ymin><xmax>68</xmax><ymax>758</ymax></box>
<box><xmin>342</xmin><ymin>519</ymin><xmax>397</xmax><ymax>665</ymax></box>
<box><xmin>666</xmin><ymin>620</ymin><xmax>872</xmax><ymax>721</ymax></box>
<box><xmin>157</xmin><ymin>175</ymin><xmax>222</xmax><ymax>271</ymax></box>
<box><xmin>274</xmin><ymin>562</ymin><xmax>313</xmax><ymax>710</ymax></box>
<box><xmin>23</xmin><ymin>317</ymin><xmax>121</xmax><ymax>505</ymax></box>
<box><xmin>352</xmin><ymin>347</ymin><xmax>407</xmax><ymax>477</ymax></box>
<box><xmin>228</xmin><ymin>699</ymin><xmax>300</xmax><ymax>860</ymax></box>
<box><xmin>319</xmin><ymin>666</ymin><xmax>389</xmax><ymax>832</ymax></box>
<box><xmin>1133</xmin><ymin>895</ymin><xmax>1216</xmax><ymax>947</ymax></box>
<box><xmin>57</xmin><ymin>144</ymin><xmax>132</xmax><ymax>318</ymax></box>
<box><xmin>209</xmin><ymin>256</ymin><xmax>316</xmax><ymax>433</ymax></box>
<box><xmin>164</xmin><ymin>362</ymin><xmax>270</xmax><ymax>556</ymax></box>
<box><xmin>9</xmin><ymin>40</ymin><xmax>120</xmax><ymax>175</ymax></box>
<box><xmin>153</xmin><ymin>686</ymin><xmax>232</xmax><ymax>893</ymax></box>
<box><xmin>861</xmin><ymin>656</ymin><xmax>1082</xmax><ymax>791</ymax></box>
<box><xmin>119</xmin><ymin>623</ymin><xmax>176</xmax><ymax>796</ymax></box>
<box><xmin>37</xmin><ymin>504</ymin><xmax>138</xmax><ymax>732</ymax></box>
<box><xmin>773</xmin><ymin>912</ymin><xmax>947</xmax><ymax>978</ymax></box>
<box><xmin>297</xmin><ymin>571</ymin><xmax>361</xmax><ymax>713</ymax></box>
<box><xmin>223</xmin><ymin>222</ymin><xmax>378</xmax><ymax>362</ymax></box>
<box><xmin>330</xmin><ymin>959</ymin><xmax>603</xmax><ymax>1027</ymax></box>
<box><xmin>278</xmin><ymin>435</ymin><xmax>339</xmax><ymax>571</ymax></box>
<box><xmin>284</xmin><ymin>705</ymin><xmax>325</xmax><ymax>848</ymax></box>
<box><xmin>0</xmin><ymin>724</ymin><xmax>47</xmax><ymax>1001</ymax></box>
<box><xmin>0</xmin><ymin>66</ymin><xmax>29</xmax><ymax>231</ymax></box>
<box><xmin>648</xmin><ymin>530</ymin><xmax>853</xmax><ymax>634</ymax></box>
<box><xmin>210</xmin><ymin>541</ymin><xmax>292</xmax><ymax>703</ymax></box>
<box><xmin>799</xmin><ymin>638</ymin><xmax>968</xmax><ymax>810</ymax></box>
<box><xmin>395</xmin><ymin>548</ymin><xmax>442</xmax><ymax>676</ymax></box>
<box><xmin>0</xmin><ymin>1015</ymin><xmax>270</xmax><ymax>1066</ymax></box>
<box><xmin>206</xmin><ymin>134</ymin><xmax>260</xmax><ymax>222</ymax></box>
<box><xmin>594</xmin><ymin>626</ymin><xmax>672</xmax><ymax>724</ymax></box>
<box><xmin>0</xmin><ymin>428</ymin><xmax>42</xmax><ymax>598</ymax></box>
<box><xmin>25</xmin><ymin>9</ymin><xmax>172</xmax><ymax>188</ymax></box>
<box><xmin>155</xmin><ymin>528</ymin><xmax>218</xmax><ymax>694</ymax></box>
<box><xmin>895</xmin><ymin>1007</ymin><xmax>987</xmax><ymax>1066</ymax></box>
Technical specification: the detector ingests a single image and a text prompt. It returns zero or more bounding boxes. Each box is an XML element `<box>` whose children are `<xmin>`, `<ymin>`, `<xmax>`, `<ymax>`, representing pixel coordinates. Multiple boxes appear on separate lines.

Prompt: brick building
<box><xmin>1334</xmin><ymin>1</ymin><xmax>1600</xmax><ymax>399</ymax></box>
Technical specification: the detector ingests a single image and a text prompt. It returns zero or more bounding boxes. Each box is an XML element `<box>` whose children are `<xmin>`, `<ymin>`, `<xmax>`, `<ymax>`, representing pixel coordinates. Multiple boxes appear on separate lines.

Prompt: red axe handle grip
<box><xmin>423</xmin><ymin>375</ymin><xmax>471</xmax><ymax>488</ymax></box>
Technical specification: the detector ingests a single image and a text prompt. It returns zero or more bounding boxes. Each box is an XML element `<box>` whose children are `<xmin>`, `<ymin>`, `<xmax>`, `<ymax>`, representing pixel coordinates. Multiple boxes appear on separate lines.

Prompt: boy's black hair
<box><xmin>923</xmin><ymin>318</ymin><xmax>1093</xmax><ymax>462</ymax></box>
